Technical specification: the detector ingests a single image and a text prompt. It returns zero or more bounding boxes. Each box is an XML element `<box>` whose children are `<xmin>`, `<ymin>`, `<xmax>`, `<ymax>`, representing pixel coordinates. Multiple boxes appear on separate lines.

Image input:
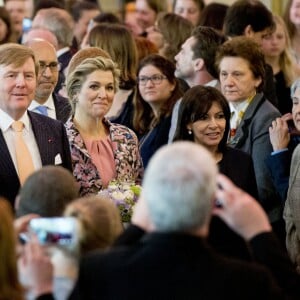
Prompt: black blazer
<box><xmin>69</xmin><ymin>232</ymin><xmax>300</xmax><ymax>300</ymax></box>
<box><xmin>53</xmin><ymin>93</ymin><xmax>72</xmax><ymax>123</ymax></box>
<box><xmin>0</xmin><ymin>111</ymin><xmax>72</xmax><ymax>207</ymax></box>
<box><xmin>208</xmin><ymin>147</ymin><xmax>258</xmax><ymax>260</ymax></box>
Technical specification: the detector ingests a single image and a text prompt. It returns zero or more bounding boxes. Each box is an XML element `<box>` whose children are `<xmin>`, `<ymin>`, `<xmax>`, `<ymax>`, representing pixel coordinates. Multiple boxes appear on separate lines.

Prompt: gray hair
<box><xmin>32</xmin><ymin>8</ymin><xmax>74</xmax><ymax>47</ymax></box>
<box><xmin>291</xmin><ymin>78</ymin><xmax>300</xmax><ymax>98</ymax></box>
<box><xmin>142</xmin><ymin>141</ymin><xmax>217</xmax><ymax>232</ymax></box>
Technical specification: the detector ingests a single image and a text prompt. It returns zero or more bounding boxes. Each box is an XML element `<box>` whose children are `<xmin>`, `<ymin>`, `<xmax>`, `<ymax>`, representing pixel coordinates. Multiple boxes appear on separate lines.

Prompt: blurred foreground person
<box><xmin>69</xmin><ymin>142</ymin><xmax>300</xmax><ymax>300</ymax></box>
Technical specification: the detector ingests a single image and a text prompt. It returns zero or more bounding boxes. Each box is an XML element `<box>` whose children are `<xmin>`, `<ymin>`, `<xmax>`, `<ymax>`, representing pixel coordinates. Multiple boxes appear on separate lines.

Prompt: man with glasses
<box><xmin>27</xmin><ymin>39</ymin><xmax>71</xmax><ymax>123</ymax></box>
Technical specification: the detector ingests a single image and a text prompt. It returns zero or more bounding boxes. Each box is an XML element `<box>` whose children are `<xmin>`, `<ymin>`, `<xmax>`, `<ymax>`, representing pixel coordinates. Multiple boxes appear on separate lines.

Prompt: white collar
<box><xmin>29</xmin><ymin>94</ymin><xmax>55</xmax><ymax>111</ymax></box>
<box><xmin>0</xmin><ymin>109</ymin><xmax>31</xmax><ymax>132</ymax></box>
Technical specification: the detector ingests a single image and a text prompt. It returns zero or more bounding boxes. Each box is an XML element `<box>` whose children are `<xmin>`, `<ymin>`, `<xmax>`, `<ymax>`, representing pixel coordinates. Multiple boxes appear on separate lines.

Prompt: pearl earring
<box><xmin>188</xmin><ymin>129</ymin><xmax>192</xmax><ymax>135</ymax></box>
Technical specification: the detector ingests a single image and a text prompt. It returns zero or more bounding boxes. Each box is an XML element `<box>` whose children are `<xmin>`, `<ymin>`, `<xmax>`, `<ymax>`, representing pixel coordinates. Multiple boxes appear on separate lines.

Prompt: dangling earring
<box><xmin>188</xmin><ymin>129</ymin><xmax>192</xmax><ymax>135</ymax></box>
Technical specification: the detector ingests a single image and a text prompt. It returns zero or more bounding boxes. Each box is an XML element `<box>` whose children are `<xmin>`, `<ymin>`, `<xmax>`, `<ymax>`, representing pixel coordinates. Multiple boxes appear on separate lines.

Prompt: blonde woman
<box><xmin>65</xmin><ymin>56</ymin><xmax>143</xmax><ymax>196</ymax></box>
<box><xmin>261</xmin><ymin>15</ymin><xmax>300</xmax><ymax>114</ymax></box>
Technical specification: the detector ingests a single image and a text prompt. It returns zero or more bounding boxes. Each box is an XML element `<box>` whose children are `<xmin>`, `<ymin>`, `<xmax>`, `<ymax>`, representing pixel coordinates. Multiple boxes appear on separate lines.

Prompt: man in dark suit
<box><xmin>69</xmin><ymin>142</ymin><xmax>300</xmax><ymax>300</ymax></box>
<box><xmin>0</xmin><ymin>43</ymin><xmax>72</xmax><ymax>208</ymax></box>
<box><xmin>27</xmin><ymin>39</ymin><xmax>71</xmax><ymax>123</ymax></box>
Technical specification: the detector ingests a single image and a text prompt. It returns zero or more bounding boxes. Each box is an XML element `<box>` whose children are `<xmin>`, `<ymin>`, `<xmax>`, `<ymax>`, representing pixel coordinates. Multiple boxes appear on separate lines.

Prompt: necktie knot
<box><xmin>11</xmin><ymin>121</ymin><xmax>24</xmax><ymax>132</ymax></box>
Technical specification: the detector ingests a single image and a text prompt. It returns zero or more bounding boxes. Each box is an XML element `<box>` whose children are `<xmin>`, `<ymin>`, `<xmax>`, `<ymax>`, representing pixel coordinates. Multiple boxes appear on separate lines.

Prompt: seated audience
<box><xmin>65</xmin><ymin>56</ymin><xmax>143</xmax><ymax>195</ymax></box>
<box><xmin>68</xmin><ymin>142</ymin><xmax>300</xmax><ymax>299</ymax></box>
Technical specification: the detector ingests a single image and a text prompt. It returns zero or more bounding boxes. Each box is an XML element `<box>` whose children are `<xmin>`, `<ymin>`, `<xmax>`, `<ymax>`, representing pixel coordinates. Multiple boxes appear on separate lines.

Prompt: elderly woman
<box><xmin>65</xmin><ymin>56</ymin><xmax>143</xmax><ymax>196</ymax></box>
<box><xmin>215</xmin><ymin>36</ymin><xmax>282</xmax><ymax>239</ymax></box>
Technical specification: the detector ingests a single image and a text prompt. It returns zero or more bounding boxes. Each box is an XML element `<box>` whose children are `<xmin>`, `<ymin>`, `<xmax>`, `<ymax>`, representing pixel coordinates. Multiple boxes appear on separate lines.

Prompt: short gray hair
<box><xmin>143</xmin><ymin>141</ymin><xmax>217</xmax><ymax>232</ymax></box>
<box><xmin>291</xmin><ymin>78</ymin><xmax>300</xmax><ymax>98</ymax></box>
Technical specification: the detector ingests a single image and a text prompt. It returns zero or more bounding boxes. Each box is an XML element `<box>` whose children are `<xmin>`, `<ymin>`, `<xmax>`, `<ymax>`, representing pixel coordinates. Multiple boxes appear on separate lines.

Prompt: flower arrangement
<box><xmin>99</xmin><ymin>180</ymin><xmax>142</xmax><ymax>223</ymax></box>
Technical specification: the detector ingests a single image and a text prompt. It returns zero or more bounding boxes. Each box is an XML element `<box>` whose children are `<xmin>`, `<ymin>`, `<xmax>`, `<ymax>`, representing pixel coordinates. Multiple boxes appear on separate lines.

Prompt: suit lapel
<box><xmin>53</xmin><ymin>93</ymin><xmax>71</xmax><ymax>123</ymax></box>
<box><xmin>232</xmin><ymin>93</ymin><xmax>264</xmax><ymax>148</ymax></box>
<box><xmin>0</xmin><ymin>130</ymin><xmax>18</xmax><ymax>177</ymax></box>
<box><xmin>28</xmin><ymin>111</ymin><xmax>54</xmax><ymax>165</ymax></box>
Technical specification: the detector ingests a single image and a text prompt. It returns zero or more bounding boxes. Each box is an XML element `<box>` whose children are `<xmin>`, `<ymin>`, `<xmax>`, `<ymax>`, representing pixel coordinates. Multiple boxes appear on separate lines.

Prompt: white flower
<box><xmin>124</xmin><ymin>190</ymin><xmax>134</xmax><ymax>200</ymax></box>
<box><xmin>111</xmin><ymin>191</ymin><xmax>126</xmax><ymax>201</ymax></box>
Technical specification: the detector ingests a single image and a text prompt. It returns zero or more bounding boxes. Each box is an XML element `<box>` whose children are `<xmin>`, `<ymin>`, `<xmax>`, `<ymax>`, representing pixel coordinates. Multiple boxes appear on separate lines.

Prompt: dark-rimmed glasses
<box><xmin>39</xmin><ymin>61</ymin><xmax>60</xmax><ymax>73</ymax></box>
<box><xmin>137</xmin><ymin>74</ymin><xmax>167</xmax><ymax>86</ymax></box>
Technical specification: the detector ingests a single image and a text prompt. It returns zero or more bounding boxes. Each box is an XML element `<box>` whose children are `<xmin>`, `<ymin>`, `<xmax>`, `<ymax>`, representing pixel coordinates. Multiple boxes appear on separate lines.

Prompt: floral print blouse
<box><xmin>65</xmin><ymin>117</ymin><xmax>143</xmax><ymax>196</ymax></box>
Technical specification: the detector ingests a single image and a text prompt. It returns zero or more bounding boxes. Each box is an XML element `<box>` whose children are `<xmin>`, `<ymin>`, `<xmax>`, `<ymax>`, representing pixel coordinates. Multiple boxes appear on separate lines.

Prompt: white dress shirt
<box><xmin>29</xmin><ymin>94</ymin><xmax>57</xmax><ymax>119</ymax></box>
<box><xmin>0</xmin><ymin>109</ymin><xmax>42</xmax><ymax>173</ymax></box>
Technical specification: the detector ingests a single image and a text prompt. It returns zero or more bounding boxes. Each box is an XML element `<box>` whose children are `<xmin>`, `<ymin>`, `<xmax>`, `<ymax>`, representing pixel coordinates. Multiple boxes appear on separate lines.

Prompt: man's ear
<box><xmin>244</xmin><ymin>25</ymin><xmax>254</xmax><ymax>37</ymax></box>
<box><xmin>194</xmin><ymin>58</ymin><xmax>205</xmax><ymax>72</ymax></box>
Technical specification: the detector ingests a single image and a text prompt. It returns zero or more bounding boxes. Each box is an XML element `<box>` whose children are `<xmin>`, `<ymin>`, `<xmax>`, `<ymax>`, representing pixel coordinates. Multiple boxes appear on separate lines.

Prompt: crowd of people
<box><xmin>1</xmin><ymin>0</ymin><xmax>300</xmax><ymax>299</ymax></box>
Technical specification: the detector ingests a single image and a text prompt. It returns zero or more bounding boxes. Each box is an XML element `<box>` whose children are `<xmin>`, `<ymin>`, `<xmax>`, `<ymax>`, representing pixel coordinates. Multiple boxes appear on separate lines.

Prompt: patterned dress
<box><xmin>65</xmin><ymin>117</ymin><xmax>143</xmax><ymax>196</ymax></box>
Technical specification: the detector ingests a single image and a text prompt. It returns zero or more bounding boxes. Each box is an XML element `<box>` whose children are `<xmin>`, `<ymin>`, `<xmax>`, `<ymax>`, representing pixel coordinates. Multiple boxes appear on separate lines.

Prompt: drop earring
<box><xmin>188</xmin><ymin>129</ymin><xmax>192</xmax><ymax>135</ymax></box>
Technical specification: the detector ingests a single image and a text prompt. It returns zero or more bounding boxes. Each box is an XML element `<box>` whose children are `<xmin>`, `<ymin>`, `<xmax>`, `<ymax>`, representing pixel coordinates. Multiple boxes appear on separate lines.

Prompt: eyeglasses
<box><xmin>39</xmin><ymin>61</ymin><xmax>60</xmax><ymax>72</ymax></box>
<box><xmin>137</xmin><ymin>74</ymin><xmax>167</xmax><ymax>86</ymax></box>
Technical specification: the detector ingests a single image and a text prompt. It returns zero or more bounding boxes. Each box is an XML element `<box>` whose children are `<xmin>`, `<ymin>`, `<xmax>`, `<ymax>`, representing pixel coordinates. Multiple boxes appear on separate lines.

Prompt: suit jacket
<box><xmin>56</xmin><ymin>50</ymin><xmax>73</xmax><ymax>94</ymax></box>
<box><xmin>265</xmin><ymin>136</ymin><xmax>300</xmax><ymax>202</ymax></box>
<box><xmin>228</xmin><ymin>92</ymin><xmax>281</xmax><ymax>221</ymax></box>
<box><xmin>53</xmin><ymin>93</ymin><xmax>72</xmax><ymax>123</ymax></box>
<box><xmin>284</xmin><ymin>144</ymin><xmax>300</xmax><ymax>267</ymax></box>
<box><xmin>208</xmin><ymin>147</ymin><xmax>258</xmax><ymax>260</ymax></box>
<box><xmin>0</xmin><ymin>111</ymin><xmax>72</xmax><ymax>207</ymax></box>
<box><xmin>69</xmin><ymin>232</ymin><xmax>300</xmax><ymax>300</ymax></box>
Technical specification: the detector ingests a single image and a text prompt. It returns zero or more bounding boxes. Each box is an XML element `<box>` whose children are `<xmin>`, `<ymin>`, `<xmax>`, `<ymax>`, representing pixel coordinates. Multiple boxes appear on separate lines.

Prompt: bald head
<box><xmin>23</xmin><ymin>28</ymin><xmax>58</xmax><ymax>49</ymax></box>
<box><xmin>27</xmin><ymin>39</ymin><xmax>59</xmax><ymax>103</ymax></box>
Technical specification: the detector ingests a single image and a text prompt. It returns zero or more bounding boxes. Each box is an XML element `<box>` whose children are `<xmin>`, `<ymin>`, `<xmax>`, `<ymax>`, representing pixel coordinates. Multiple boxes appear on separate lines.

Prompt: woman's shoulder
<box><xmin>109</xmin><ymin>122</ymin><xmax>138</xmax><ymax>140</ymax></box>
